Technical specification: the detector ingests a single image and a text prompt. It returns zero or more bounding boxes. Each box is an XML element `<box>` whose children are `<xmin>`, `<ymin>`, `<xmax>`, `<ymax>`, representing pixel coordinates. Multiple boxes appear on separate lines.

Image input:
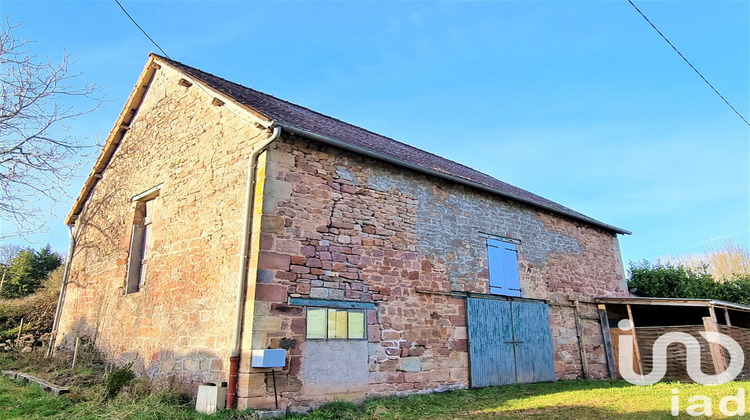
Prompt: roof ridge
<box><xmin>149</xmin><ymin>54</ymin><xmax>629</xmax><ymax>235</ymax></box>
<box><xmin>152</xmin><ymin>55</ymin><xmax>502</xmax><ymax>186</ymax></box>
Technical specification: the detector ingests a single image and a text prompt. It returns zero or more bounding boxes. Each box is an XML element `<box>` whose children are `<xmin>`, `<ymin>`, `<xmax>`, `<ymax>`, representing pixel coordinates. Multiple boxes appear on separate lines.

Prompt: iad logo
<box><xmin>617</xmin><ymin>319</ymin><xmax>745</xmax><ymax>386</ymax></box>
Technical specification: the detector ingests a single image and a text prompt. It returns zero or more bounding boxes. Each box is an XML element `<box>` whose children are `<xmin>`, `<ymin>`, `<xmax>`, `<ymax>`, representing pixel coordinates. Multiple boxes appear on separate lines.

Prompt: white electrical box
<box><xmin>195</xmin><ymin>382</ymin><xmax>227</xmax><ymax>414</ymax></box>
<box><xmin>251</xmin><ymin>349</ymin><xmax>286</xmax><ymax>368</ymax></box>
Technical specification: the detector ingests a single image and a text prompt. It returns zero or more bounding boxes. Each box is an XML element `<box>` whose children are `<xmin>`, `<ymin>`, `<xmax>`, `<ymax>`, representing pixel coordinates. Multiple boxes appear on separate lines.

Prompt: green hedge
<box><xmin>628</xmin><ymin>260</ymin><xmax>750</xmax><ymax>305</ymax></box>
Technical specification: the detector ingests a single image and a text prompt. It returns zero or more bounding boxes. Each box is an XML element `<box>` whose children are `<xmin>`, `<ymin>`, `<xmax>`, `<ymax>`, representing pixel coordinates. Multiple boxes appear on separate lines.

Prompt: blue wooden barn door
<box><xmin>467</xmin><ymin>298</ymin><xmax>556</xmax><ymax>387</ymax></box>
<box><xmin>512</xmin><ymin>300</ymin><xmax>557</xmax><ymax>383</ymax></box>
<box><xmin>466</xmin><ymin>298</ymin><xmax>516</xmax><ymax>387</ymax></box>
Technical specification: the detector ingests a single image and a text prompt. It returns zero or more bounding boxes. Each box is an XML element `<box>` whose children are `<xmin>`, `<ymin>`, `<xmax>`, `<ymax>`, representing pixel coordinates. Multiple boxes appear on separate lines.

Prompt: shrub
<box><xmin>628</xmin><ymin>260</ymin><xmax>750</xmax><ymax>305</ymax></box>
<box><xmin>105</xmin><ymin>363</ymin><xmax>136</xmax><ymax>399</ymax></box>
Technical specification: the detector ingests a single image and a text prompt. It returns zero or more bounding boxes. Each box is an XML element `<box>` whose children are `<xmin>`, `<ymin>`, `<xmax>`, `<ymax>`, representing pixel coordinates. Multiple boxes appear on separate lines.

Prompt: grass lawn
<box><xmin>2</xmin><ymin>376</ymin><xmax>749</xmax><ymax>419</ymax></box>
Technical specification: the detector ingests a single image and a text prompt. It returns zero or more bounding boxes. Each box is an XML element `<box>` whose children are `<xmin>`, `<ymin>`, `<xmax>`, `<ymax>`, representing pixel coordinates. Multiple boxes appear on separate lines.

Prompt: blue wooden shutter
<box><xmin>487</xmin><ymin>238</ymin><xmax>521</xmax><ymax>297</ymax></box>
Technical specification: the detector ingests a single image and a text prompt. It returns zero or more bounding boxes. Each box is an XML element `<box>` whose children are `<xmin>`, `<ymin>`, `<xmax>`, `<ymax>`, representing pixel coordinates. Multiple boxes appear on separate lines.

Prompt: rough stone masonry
<box><xmin>55</xmin><ymin>57</ymin><xmax>629</xmax><ymax>412</ymax></box>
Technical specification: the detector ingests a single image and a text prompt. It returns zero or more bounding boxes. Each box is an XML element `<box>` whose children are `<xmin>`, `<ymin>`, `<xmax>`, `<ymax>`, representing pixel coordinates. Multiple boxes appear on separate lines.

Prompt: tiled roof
<box><xmin>155</xmin><ymin>54</ymin><xmax>629</xmax><ymax>235</ymax></box>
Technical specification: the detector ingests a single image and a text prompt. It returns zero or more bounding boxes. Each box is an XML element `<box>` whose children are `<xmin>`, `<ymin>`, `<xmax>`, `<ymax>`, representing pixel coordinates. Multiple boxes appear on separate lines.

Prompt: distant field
<box><xmin>2</xmin><ymin>376</ymin><xmax>749</xmax><ymax>419</ymax></box>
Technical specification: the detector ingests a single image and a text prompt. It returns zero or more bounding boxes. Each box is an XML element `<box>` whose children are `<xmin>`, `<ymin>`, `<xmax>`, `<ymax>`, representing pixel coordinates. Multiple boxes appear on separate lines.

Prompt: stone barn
<box><xmin>54</xmin><ymin>53</ymin><xmax>630</xmax><ymax>411</ymax></box>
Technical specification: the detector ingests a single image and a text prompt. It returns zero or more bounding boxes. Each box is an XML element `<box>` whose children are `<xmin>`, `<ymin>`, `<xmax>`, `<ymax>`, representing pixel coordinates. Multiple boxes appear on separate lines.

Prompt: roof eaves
<box><xmin>65</xmin><ymin>56</ymin><xmax>161</xmax><ymax>225</ymax></box>
<box><xmin>278</xmin><ymin>123</ymin><xmax>632</xmax><ymax>235</ymax></box>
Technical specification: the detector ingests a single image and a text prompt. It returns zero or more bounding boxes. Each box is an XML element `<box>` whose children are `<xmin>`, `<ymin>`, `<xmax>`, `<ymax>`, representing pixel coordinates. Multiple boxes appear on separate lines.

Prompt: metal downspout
<box><xmin>227</xmin><ymin>124</ymin><xmax>281</xmax><ymax>410</ymax></box>
<box><xmin>48</xmin><ymin>224</ymin><xmax>76</xmax><ymax>357</ymax></box>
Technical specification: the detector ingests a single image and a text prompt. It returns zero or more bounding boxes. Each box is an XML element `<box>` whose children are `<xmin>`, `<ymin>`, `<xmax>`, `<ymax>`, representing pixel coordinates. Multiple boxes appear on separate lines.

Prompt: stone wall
<box><xmin>56</xmin><ymin>64</ymin><xmax>270</xmax><ymax>391</ymax></box>
<box><xmin>242</xmin><ymin>135</ymin><xmax>627</xmax><ymax>410</ymax></box>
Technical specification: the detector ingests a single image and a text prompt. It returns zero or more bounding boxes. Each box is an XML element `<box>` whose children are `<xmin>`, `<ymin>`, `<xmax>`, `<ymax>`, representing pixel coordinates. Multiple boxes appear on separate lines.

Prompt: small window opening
<box><xmin>126</xmin><ymin>192</ymin><xmax>158</xmax><ymax>294</ymax></box>
<box><xmin>306</xmin><ymin>308</ymin><xmax>366</xmax><ymax>340</ymax></box>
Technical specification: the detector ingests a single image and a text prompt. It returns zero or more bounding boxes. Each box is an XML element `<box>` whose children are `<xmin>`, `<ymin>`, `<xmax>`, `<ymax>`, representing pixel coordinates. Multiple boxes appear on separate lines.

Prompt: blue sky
<box><xmin>1</xmin><ymin>0</ymin><xmax>748</xmax><ymax>268</ymax></box>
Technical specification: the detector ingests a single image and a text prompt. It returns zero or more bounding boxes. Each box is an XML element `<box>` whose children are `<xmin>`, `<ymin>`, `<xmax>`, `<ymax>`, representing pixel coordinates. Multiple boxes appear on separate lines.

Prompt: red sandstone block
<box><xmin>345</xmin><ymin>290</ymin><xmax>361</xmax><ymax>299</ymax></box>
<box><xmin>331</xmin><ymin>220</ymin><xmax>354</xmax><ymax>229</ymax></box>
<box><xmin>290</xmin><ymin>265</ymin><xmax>311</xmax><ymax>274</ymax></box>
<box><xmin>291</xmin><ymin>255</ymin><xmax>307</xmax><ymax>265</ymax></box>
<box><xmin>291</xmin><ymin>318</ymin><xmax>306</xmax><ymax>335</ymax></box>
<box><xmin>367</xmin><ymin>325</ymin><xmax>380</xmax><ymax>342</ymax></box>
<box><xmin>256</xmin><ymin>284</ymin><xmax>288</xmax><ymax>302</ymax></box>
<box><xmin>300</xmin><ymin>245</ymin><xmax>316</xmax><ymax>257</ymax></box>
<box><xmin>258</xmin><ymin>252</ymin><xmax>291</xmax><ymax>270</ymax></box>
<box><xmin>385</xmin><ymin>348</ymin><xmax>401</xmax><ymax>356</ymax></box>
<box><xmin>305</xmin><ymin>258</ymin><xmax>323</xmax><ymax>268</ymax></box>
<box><xmin>452</xmin><ymin>339</ymin><xmax>467</xmax><ymax>352</ymax></box>
<box><xmin>449</xmin><ymin>316</ymin><xmax>466</xmax><ymax>326</ymax></box>
<box><xmin>341</xmin><ymin>185</ymin><xmax>356</xmax><ymax>194</ymax></box>
<box><xmin>260</xmin><ymin>234</ymin><xmax>274</xmax><ymax>251</ymax></box>
<box><xmin>276</xmin><ymin>271</ymin><xmax>297</xmax><ymax>281</ymax></box>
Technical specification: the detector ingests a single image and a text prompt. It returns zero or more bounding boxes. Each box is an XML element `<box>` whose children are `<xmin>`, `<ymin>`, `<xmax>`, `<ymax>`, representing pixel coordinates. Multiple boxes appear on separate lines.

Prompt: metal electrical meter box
<box><xmin>251</xmin><ymin>349</ymin><xmax>286</xmax><ymax>368</ymax></box>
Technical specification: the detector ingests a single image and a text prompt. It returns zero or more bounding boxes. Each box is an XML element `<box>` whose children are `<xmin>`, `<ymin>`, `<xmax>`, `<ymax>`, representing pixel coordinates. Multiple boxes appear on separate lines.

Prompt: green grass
<box><xmin>291</xmin><ymin>380</ymin><xmax>750</xmax><ymax>419</ymax></box>
<box><xmin>0</xmin><ymin>376</ymin><xmax>256</xmax><ymax>419</ymax></box>
<box><xmin>2</xmin><ymin>376</ymin><xmax>750</xmax><ymax>419</ymax></box>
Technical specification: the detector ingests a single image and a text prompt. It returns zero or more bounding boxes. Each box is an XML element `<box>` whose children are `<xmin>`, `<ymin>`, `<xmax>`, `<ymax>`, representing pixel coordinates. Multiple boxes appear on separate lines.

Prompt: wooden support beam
<box><xmin>703</xmin><ymin>316</ymin><xmax>727</xmax><ymax>374</ymax></box>
<box><xmin>573</xmin><ymin>300</ymin><xmax>589</xmax><ymax>379</ymax></box>
<box><xmin>626</xmin><ymin>304</ymin><xmax>643</xmax><ymax>375</ymax></box>
<box><xmin>703</xmin><ymin>316</ymin><xmax>729</xmax><ymax>376</ymax></box>
<box><xmin>709</xmin><ymin>305</ymin><xmax>719</xmax><ymax>322</ymax></box>
<box><xmin>597</xmin><ymin>304</ymin><xmax>617</xmax><ymax>379</ymax></box>
<box><xmin>724</xmin><ymin>308</ymin><xmax>732</xmax><ymax>326</ymax></box>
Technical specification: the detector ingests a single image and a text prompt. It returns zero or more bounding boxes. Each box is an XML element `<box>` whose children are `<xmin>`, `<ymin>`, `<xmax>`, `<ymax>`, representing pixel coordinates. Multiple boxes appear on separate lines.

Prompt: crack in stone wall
<box><xmin>368</xmin><ymin>170</ymin><xmax>581</xmax><ymax>290</ymax></box>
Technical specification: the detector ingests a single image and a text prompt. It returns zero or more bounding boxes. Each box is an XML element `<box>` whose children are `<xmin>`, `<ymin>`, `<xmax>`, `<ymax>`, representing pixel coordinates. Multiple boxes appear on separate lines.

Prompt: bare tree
<box><xmin>667</xmin><ymin>239</ymin><xmax>750</xmax><ymax>280</ymax></box>
<box><xmin>0</xmin><ymin>243</ymin><xmax>21</xmax><ymax>265</ymax></box>
<box><xmin>0</xmin><ymin>243</ymin><xmax>21</xmax><ymax>293</ymax></box>
<box><xmin>1</xmin><ymin>17</ymin><xmax>101</xmax><ymax>239</ymax></box>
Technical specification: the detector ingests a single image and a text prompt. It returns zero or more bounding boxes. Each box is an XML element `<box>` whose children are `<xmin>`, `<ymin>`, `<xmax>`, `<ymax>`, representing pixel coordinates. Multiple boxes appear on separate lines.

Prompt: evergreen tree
<box><xmin>0</xmin><ymin>245</ymin><xmax>62</xmax><ymax>298</ymax></box>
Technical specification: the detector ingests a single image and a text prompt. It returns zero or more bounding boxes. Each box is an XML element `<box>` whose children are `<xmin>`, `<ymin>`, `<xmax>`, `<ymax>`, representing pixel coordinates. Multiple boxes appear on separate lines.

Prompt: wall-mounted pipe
<box><xmin>48</xmin><ymin>224</ymin><xmax>76</xmax><ymax>357</ymax></box>
<box><xmin>227</xmin><ymin>124</ymin><xmax>282</xmax><ymax>410</ymax></box>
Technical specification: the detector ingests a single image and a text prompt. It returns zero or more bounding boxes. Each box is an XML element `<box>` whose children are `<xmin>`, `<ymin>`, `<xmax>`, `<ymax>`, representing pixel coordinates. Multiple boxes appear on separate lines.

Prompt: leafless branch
<box><xmin>0</xmin><ymin>16</ymin><xmax>103</xmax><ymax>240</ymax></box>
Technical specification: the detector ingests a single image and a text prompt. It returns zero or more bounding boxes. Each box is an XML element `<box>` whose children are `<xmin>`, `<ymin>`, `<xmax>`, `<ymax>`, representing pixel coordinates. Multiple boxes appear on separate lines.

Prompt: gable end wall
<box><xmin>56</xmin><ymin>65</ymin><xmax>270</xmax><ymax>391</ymax></box>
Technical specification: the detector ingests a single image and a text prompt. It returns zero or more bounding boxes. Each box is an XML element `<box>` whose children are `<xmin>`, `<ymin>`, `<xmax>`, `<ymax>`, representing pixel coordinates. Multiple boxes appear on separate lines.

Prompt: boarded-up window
<box><xmin>487</xmin><ymin>238</ymin><xmax>521</xmax><ymax>297</ymax></box>
<box><xmin>126</xmin><ymin>191</ymin><xmax>158</xmax><ymax>294</ymax></box>
<box><xmin>306</xmin><ymin>307</ymin><xmax>366</xmax><ymax>340</ymax></box>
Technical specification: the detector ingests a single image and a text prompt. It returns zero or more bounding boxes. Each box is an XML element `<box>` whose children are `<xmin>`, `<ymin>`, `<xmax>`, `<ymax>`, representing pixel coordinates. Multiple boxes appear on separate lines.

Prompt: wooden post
<box><xmin>703</xmin><ymin>316</ymin><xmax>728</xmax><ymax>375</ymax></box>
<box><xmin>709</xmin><ymin>305</ymin><xmax>719</xmax><ymax>322</ymax></box>
<box><xmin>597</xmin><ymin>304</ymin><xmax>617</xmax><ymax>379</ymax></box>
<box><xmin>71</xmin><ymin>337</ymin><xmax>80</xmax><ymax>370</ymax></box>
<box><xmin>16</xmin><ymin>318</ymin><xmax>24</xmax><ymax>341</ymax></box>
<box><xmin>724</xmin><ymin>308</ymin><xmax>732</xmax><ymax>326</ymax></box>
<box><xmin>626</xmin><ymin>304</ymin><xmax>643</xmax><ymax>375</ymax></box>
<box><xmin>573</xmin><ymin>300</ymin><xmax>589</xmax><ymax>379</ymax></box>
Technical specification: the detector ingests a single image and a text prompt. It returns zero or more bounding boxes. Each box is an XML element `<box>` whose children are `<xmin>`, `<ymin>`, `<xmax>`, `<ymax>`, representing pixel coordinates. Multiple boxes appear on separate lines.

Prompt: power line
<box><xmin>627</xmin><ymin>0</ymin><xmax>749</xmax><ymax>127</ymax></box>
<box><xmin>114</xmin><ymin>0</ymin><xmax>171</xmax><ymax>59</ymax></box>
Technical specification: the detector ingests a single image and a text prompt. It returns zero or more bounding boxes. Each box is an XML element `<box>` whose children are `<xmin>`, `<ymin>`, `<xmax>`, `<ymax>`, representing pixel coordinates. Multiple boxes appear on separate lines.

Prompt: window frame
<box><xmin>125</xmin><ymin>186</ymin><xmax>161</xmax><ymax>294</ymax></box>
<box><xmin>305</xmin><ymin>307</ymin><xmax>367</xmax><ymax>341</ymax></box>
